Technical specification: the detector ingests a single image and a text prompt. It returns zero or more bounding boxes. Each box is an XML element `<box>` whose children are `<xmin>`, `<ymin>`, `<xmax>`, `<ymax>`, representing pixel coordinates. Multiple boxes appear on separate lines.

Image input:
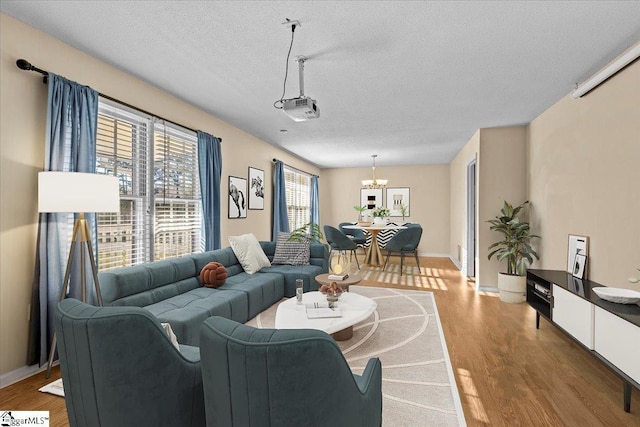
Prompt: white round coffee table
<box><xmin>275</xmin><ymin>291</ymin><xmax>377</xmax><ymax>341</ymax></box>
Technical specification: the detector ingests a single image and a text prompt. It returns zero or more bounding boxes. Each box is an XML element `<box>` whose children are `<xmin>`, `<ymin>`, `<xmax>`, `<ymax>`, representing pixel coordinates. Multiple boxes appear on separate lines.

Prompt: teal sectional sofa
<box><xmin>97</xmin><ymin>241</ymin><xmax>329</xmax><ymax>346</ymax></box>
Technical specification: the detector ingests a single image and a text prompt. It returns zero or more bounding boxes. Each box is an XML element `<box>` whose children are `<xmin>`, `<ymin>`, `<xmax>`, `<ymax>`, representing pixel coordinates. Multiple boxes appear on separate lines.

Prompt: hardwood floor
<box><xmin>1</xmin><ymin>256</ymin><xmax>638</xmax><ymax>426</ymax></box>
<box><xmin>0</xmin><ymin>366</ymin><xmax>67</xmax><ymax>427</ymax></box>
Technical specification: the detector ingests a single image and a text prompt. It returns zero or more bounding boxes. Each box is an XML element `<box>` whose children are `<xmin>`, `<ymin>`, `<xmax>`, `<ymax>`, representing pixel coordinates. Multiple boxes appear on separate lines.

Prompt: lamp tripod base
<box><xmin>46</xmin><ymin>214</ymin><xmax>103</xmax><ymax>378</ymax></box>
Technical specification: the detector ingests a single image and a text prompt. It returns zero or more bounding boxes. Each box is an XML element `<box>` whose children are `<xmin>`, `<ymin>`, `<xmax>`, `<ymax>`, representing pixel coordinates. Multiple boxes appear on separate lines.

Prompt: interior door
<box><xmin>466</xmin><ymin>158</ymin><xmax>476</xmax><ymax>278</ymax></box>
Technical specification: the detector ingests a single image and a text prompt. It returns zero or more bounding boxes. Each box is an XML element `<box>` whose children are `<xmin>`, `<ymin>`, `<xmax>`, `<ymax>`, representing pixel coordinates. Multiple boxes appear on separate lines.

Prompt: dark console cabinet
<box><xmin>527</xmin><ymin>269</ymin><xmax>640</xmax><ymax>413</ymax></box>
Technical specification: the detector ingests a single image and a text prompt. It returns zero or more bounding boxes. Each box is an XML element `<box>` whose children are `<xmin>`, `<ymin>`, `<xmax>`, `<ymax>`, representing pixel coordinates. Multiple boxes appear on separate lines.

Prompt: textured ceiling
<box><xmin>2</xmin><ymin>1</ymin><xmax>640</xmax><ymax>168</ymax></box>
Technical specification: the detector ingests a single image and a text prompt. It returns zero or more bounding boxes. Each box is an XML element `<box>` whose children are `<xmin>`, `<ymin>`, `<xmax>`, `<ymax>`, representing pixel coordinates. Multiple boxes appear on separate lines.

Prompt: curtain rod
<box><xmin>16</xmin><ymin>59</ymin><xmax>221</xmax><ymax>142</ymax></box>
<box><xmin>272</xmin><ymin>158</ymin><xmax>317</xmax><ymax>178</ymax></box>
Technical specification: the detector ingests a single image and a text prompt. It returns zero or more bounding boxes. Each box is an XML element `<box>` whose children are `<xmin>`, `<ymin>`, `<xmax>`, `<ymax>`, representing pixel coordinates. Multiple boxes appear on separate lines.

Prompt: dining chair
<box><xmin>383</xmin><ymin>225</ymin><xmax>423</xmax><ymax>275</ymax></box>
<box><xmin>324</xmin><ymin>225</ymin><xmax>361</xmax><ymax>269</ymax></box>
<box><xmin>339</xmin><ymin>221</ymin><xmax>367</xmax><ymax>253</ymax></box>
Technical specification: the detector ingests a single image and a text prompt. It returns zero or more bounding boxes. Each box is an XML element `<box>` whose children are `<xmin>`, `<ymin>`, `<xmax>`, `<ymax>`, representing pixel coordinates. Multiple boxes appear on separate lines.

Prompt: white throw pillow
<box><xmin>228</xmin><ymin>233</ymin><xmax>271</xmax><ymax>274</ymax></box>
<box><xmin>161</xmin><ymin>322</ymin><xmax>180</xmax><ymax>351</ymax></box>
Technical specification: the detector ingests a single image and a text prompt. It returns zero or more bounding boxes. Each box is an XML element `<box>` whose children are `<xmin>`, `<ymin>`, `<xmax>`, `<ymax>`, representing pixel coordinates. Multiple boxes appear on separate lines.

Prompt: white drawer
<box><xmin>594</xmin><ymin>307</ymin><xmax>640</xmax><ymax>384</ymax></box>
<box><xmin>552</xmin><ymin>284</ymin><xmax>594</xmax><ymax>349</ymax></box>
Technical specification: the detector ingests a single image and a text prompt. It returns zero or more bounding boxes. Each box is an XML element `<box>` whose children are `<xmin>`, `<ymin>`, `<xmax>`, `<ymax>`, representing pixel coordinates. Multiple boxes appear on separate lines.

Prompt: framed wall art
<box><xmin>567</xmin><ymin>234</ymin><xmax>589</xmax><ymax>278</ymax></box>
<box><xmin>360</xmin><ymin>188</ymin><xmax>383</xmax><ymax>211</ymax></box>
<box><xmin>386</xmin><ymin>187</ymin><xmax>410</xmax><ymax>217</ymax></box>
<box><xmin>248</xmin><ymin>167</ymin><xmax>265</xmax><ymax>210</ymax></box>
<box><xmin>572</xmin><ymin>253</ymin><xmax>588</xmax><ymax>279</ymax></box>
<box><xmin>228</xmin><ymin>175</ymin><xmax>247</xmax><ymax>219</ymax></box>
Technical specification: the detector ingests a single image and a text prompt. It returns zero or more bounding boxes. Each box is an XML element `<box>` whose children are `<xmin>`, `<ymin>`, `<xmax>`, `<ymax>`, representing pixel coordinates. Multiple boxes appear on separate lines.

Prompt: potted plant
<box><xmin>288</xmin><ymin>222</ymin><xmax>325</xmax><ymax>245</ymax></box>
<box><xmin>371</xmin><ymin>206</ymin><xmax>390</xmax><ymax>225</ymax></box>
<box><xmin>399</xmin><ymin>203</ymin><xmax>409</xmax><ymax>222</ymax></box>
<box><xmin>353</xmin><ymin>205</ymin><xmax>369</xmax><ymax>225</ymax></box>
<box><xmin>487</xmin><ymin>200</ymin><xmax>540</xmax><ymax>303</ymax></box>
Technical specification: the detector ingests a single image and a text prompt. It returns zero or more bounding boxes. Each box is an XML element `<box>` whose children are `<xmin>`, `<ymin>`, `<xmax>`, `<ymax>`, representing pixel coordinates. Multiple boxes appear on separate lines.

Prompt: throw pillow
<box><xmin>161</xmin><ymin>323</ymin><xmax>180</xmax><ymax>351</ymax></box>
<box><xmin>228</xmin><ymin>233</ymin><xmax>271</xmax><ymax>274</ymax></box>
<box><xmin>200</xmin><ymin>262</ymin><xmax>227</xmax><ymax>288</ymax></box>
<box><xmin>272</xmin><ymin>232</ymin><xmax>311</xmax><ymax>265</ymax></box>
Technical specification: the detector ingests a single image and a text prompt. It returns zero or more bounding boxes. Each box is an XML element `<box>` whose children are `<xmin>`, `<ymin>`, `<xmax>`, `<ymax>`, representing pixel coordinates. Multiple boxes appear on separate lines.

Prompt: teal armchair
<box><xmin>199</xmin><ymin>316</ymin><xmax>382</xmax><ymax>427</ymax></box>
<box><xmin>55</xmin><ymin>299</ymin><xmax>205</xmax><ymax>427</ymax></box>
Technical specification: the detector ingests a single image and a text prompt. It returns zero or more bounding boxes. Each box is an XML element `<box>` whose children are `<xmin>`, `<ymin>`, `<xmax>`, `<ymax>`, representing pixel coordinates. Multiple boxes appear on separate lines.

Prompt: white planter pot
<box><xmin>498</xmin><ymin>273</ymin><xmax>526</xmax><ymax>304</ymax></box>
<box><xmin>373</xmin><ymin>217</ymin><xmax>387</xmax><ymax>225</ymax></box>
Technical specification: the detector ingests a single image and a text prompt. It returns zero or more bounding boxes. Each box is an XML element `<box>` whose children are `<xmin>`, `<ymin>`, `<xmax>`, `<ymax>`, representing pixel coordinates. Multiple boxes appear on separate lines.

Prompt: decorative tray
<box><xmin>592</xmin><ymin>287</ymin><xmax>640</xmax><ymax>304</ymax></box>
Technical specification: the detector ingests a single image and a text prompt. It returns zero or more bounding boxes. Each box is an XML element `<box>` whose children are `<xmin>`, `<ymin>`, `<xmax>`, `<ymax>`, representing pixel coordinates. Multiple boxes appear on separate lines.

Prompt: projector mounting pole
<box><xmin>297</xmin><ymin>56</ymin><xmax>307</xmax><ymax>98</ymax></box>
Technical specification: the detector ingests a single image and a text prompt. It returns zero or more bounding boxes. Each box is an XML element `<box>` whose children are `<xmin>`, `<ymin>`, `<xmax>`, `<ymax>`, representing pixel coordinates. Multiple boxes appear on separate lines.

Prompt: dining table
<box><xmin>343</xmin><ymin>223</ymin><xmax>407</xmax><ymax>266</ymax></box>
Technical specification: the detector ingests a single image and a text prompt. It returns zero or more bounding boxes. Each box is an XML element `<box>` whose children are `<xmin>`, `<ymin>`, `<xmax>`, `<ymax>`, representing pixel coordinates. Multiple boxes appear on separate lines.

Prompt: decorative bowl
<box><xmin>357</xmin><ymin>221</ymin><xmax>372</xmax><ymax>227</ymax></box>
<box><xmin>326</xmin><ymin>293</ymin><xmax>341</xmax><ymax>303</ymax></box>
<box><xmin>319</xmin><ymin>282</ymin><xmax>344</xmax><ymax>302</ymax></box>
<box><xmin>592</xmin><ymin>287</ymin><xmax>640</xmax><ymax>304</ymax></box>
<box><xmin>321</xmin><ymin>289</ymin><xmax>343</xmax><ymax>300</ymax></box>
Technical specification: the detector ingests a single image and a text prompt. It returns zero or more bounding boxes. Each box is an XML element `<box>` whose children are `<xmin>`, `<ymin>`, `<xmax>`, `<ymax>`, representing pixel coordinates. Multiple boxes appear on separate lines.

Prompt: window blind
<box><xmin>284</xmin><ymin>166</ymin><xmax>311</xmax><ymax>231</ymax></box>
<box><xmin>95</xmin><ymin>98</ymin><xmax>201</xmax><ymax>270</ymax></box>
<box><xmin>152</xmin><ymin>120</ymin><xmax>201</xmax><ymax>261</ymax></box>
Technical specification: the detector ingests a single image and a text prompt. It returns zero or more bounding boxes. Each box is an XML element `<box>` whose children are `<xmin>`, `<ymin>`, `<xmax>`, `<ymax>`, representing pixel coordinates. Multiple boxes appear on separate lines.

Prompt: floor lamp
<box><xmin>38</xmin><ymin>171</ymin><xmax>120</xmax><ymax>378</ymax></box>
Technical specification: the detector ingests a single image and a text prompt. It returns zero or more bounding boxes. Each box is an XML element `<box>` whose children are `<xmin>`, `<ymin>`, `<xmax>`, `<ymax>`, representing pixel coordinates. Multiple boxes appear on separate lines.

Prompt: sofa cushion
<box><xmin>259</xmin><ymin>264</ymin><xmax>325</xmax><ymax>297</ymax></box>
<box><xmin>229</xmin><ymin>233</ymin><xmax>271</xmax><ymax>274</ymax></box>
<box><xmin>99</xmin><ymin>258</ymin><xmax>199</xmax><ymax>306</ymax></box>
<box><xmin>200</xmin><ymin>262</ymin><xmax>227</xmax><ymax>288</ymax></box>
<box><xmin>191</xmin><ymin>248</ymin><xmax>245</xmax><ymax>277</ymax></box>
<box><xmin>145</xmin><ymin>287</ymin><xmax>249</xmax><ymax>346</ymax></box>
<box><xmin>219</xmin><ymin>272</ymin><xmax>285</xmax><ymax>319</ymax></box>
<box><xmin>272</xmin><ymin>232</ymin><xmax>310</xmax><ymax>266</ymax></box>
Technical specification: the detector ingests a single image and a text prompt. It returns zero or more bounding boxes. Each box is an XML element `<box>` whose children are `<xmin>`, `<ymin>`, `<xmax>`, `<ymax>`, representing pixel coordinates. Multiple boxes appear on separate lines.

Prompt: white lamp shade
<box><xmin>38</xmin><ymin>172</ymin><xmax>120</xmax><ymax>213</ymax></box>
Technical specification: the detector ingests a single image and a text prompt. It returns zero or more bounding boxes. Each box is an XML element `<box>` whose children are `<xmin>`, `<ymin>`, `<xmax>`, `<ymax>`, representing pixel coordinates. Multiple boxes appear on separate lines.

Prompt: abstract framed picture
<box><xmin>567</xmin><ymin>234</ymin><xmax>589</xmax><ymax>278</ymax></box>
<box><xmin>360</xmin><ymin>188</ymin><xmax>383</xmax><ymax>211</ymax></box>
<box><xmin>573</xmin><ymin>254</ymin><xmax>588</xmax><ymax>279</ymax></box>
<box><xmin>228</xmin><ymin>175</ymin><xmax>247</xmax><ymax>219</ymax></box>
<box><xmin>248</xmin><ymin>167</ymin><xmax>265</xmax><ymax>210</ymax></box>
<box><xmin>386</xmin><ymin>187</ymin><xmax>410</xmax><ymax>218</ymax></box>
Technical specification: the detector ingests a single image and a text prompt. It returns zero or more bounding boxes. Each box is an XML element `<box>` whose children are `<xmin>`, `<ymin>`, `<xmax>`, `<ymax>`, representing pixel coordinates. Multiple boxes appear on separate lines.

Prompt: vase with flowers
<box><xmin>372</xmin><ymin>206</ymin><xmax>390</xmax><ymax>225</ymax></box>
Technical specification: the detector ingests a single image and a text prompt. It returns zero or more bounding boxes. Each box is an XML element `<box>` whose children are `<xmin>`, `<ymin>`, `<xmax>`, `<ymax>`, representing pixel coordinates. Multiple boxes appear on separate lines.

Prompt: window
<box><xmin>95</xmin><ymin>98</ymin><xmax>201</xmax><ymax>270</ymax></box>
<box><xmin>283</xmin><ymin>166</ymin><xmax>311</xmax><ymax>231</ymax></box>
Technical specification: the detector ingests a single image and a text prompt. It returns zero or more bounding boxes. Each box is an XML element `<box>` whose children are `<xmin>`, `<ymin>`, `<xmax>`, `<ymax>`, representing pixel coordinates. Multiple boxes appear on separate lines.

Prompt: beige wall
<box><xmin>449</xmin><ymin>126</ymin><xmax>527</xmax><ymax>289</ymax></box>
<box><xmin>0</xmin><ymin>14</ymin><xmax>319</xmax><ymax>376</ymax></box>
<box><xmin>449</xmin><ymin>130</ymin><xmax>479</xmax><ymax>272</ymax></box>
<box><xmin>528</xmin><ymin>58</ymin><xmax>640</xmax><ymax>289</ymax></box>
<box><xmin>320</xmin><ymin>164</ymin><xmax>450</xmax><ymax>255</ymax></box>
<box><xmin>478</xmin><ymin>126</ymin><xmax>528</xmax><ymax>288</ymax></box>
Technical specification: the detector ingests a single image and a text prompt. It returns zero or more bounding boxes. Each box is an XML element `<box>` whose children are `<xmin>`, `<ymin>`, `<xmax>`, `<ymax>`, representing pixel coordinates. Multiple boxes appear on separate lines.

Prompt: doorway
<box><xmin>466</xmin><ymin>157</ymin><xmax>477</xmax><ymax>278</ymax></box>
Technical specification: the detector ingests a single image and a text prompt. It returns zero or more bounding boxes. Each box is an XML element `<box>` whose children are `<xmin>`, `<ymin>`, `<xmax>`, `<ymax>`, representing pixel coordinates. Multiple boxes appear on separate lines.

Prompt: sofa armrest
<box><xmin>354</xmin><ymin>357</ymin><xmax>382</xmax><ymax>394</ymax></box>
<box><xmin>309</xmin><ymin>242</ymin><xmax>329</xmax><ymax>272</ymax></box>
<box><xmin>354</xmin><ymin>357</ymin><xmax>383</xmax><ymax>426</ymax></box>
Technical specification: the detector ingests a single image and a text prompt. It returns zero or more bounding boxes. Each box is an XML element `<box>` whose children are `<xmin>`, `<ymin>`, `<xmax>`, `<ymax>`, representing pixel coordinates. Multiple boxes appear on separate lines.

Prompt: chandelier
<box><xmin>361</xmin><ymin>154</ymin><xmax>388</xmax><ymax>189</ymax></box>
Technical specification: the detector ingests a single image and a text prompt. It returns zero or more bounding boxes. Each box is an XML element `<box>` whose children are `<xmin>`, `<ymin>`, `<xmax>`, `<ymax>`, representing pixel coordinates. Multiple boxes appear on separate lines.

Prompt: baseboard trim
<box><xmin>448</xmin><ymin>256</ymin><xmax>462</xmax><ymax>271</ymax></box>
<box><xmin>420</xmin><ymin>252</ymin><xmax>453</xmax><ymax>259</ymax></box>
<box><xmin>0</xmin><ymin>361</ymin><xmax>57</xmax><ymax>389</ymax></box>
<box><xmin>387</xmin><ymin>252</ymin><xmax>454</xmax><ymax>260</ymax></box>
<box><xmin>478</xmin><ymin>286</ymin><xmax>499</xmax><ymax>293</ymax></box>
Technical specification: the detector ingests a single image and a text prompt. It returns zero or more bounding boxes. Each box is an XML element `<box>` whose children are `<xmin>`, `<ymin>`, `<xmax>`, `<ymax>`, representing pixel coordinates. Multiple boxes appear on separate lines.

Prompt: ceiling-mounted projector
<box><xmin>283</xmin><ymin>97</ymin><xmax>320</xmax><ymax>122</ymax></box>
<box><xmin>274</xmin><ymin>46</ymin><xmax>320</xmax><ymax>121</ymax></box>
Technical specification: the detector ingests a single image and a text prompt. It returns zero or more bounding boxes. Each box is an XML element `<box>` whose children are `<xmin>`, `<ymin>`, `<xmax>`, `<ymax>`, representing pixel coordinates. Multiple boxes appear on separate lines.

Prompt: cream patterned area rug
<box><xmin>246</xmin><ymin>286</ymin><xmax>466</xmax><ymax>427</ymax></box>
<box><xmin>38</xmin><ymin>378</ymin><xmax>64</xmax><ymax>397</ymax></box>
